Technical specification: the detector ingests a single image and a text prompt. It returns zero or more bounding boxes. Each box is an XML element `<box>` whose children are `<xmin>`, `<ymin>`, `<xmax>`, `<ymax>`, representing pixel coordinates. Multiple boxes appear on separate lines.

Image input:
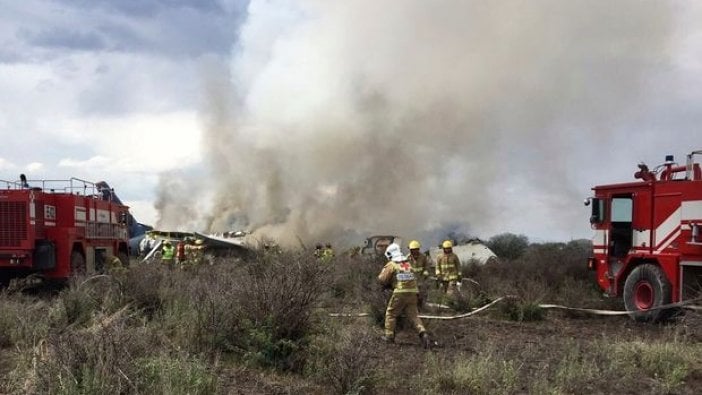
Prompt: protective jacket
<box><xmin>322</xmin><ymin>247</ymin><xmax>335</xmax><ymax>261</ymax></box>
<box><xmin>378</xmin><ymin>260</ymin><xmax>418</xmax><ymax>293</ymax></box>
<box><xmin>176</xmin><ymin>242</ymin><xmax>186</xmax><ymax>261</ymax></box>
<box><xmin>436</xmin><ymin>252</ymin><xmax>460</xmax><ymax>281</ymax></box>
<box><xmin>408</xmin><ymin>253</ymin><xmax>429</xmax><ymax>276</ymax></box>
<box><xmin>162</xmin><ymin>244</ymin><xmax>175</xmax><ymax>260</ymax></box>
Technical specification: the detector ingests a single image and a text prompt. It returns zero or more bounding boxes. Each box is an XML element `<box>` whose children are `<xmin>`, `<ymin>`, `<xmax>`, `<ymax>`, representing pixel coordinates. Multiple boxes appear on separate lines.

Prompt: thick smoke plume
<box><xmin>158</xmin><ymin>0</ymin><xmax>673</xmax><ymax>247</ymax></box>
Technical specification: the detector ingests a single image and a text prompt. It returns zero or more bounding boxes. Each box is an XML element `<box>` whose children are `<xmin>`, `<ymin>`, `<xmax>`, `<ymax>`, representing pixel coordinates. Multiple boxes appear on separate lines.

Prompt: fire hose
<box><xmin>329</xmin><ymin>296</ymin><xmax>702</xmax><ymax>320</ymax></box>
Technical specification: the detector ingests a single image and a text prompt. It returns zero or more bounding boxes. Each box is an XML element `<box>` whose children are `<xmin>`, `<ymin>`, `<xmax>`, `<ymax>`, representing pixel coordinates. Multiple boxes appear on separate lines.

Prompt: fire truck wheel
<box><xmin>623</xmin><ymin>263</ymin><xmax>672</xmax><ymax>322</ymax></box>
<box><xmin>70</xmin><ymin>251</ymin><xmax>86</xmax><ymax>277</ymax></box>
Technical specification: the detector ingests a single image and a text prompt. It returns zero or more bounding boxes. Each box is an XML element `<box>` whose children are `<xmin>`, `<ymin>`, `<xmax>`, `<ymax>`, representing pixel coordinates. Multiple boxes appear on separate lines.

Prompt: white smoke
<box><xmin>157</xmin><ymin>0</ymin><xmax>674</xmax><ymax>247</ymax></box>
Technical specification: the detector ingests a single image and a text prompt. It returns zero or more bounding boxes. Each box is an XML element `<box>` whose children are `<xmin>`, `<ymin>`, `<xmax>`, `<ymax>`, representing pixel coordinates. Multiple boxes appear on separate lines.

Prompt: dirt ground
<box><xmin>215</xmin><ymin>308</ymin><xmax>702</xmax><ymax>395</ymax></box>
<box><xmin>2</xmin><ymin>302</ymin><xmax>700</xmax><ymax>394</ymax></box>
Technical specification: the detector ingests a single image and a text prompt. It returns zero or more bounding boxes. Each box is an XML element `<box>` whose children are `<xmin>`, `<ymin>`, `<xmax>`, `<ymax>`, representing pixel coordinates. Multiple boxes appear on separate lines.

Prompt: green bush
<box><xmin>496</xmin><ymin>298</ymin><xmax>544</xmax><ymax>322</ymax></box>
<box><xmin>486</xmin><ymin>233</ymin><xmax>529</xmax><ymax>260</ymax></box>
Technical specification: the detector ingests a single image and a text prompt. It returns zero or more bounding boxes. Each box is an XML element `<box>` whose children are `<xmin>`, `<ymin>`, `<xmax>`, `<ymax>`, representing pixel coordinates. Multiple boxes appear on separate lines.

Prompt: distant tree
<box><xmin>487</xmin><ymin>233</ymin><xmax>529</xmax><ymax>260</ymax></box>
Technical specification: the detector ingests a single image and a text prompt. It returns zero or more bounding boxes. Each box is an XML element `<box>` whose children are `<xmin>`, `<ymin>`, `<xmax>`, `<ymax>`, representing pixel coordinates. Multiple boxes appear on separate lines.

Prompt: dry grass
<box><xmin>1</xmin><ymin>241</ymin><xmax>701</xmax><ymax>394</ymax></box>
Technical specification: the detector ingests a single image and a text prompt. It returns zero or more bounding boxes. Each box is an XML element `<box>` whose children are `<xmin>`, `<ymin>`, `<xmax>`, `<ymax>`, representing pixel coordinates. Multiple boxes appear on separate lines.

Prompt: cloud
<box><xmin>56</xmin><ymin>111</ymin><xmax>202</xmax><ymax>174</ymax></box>
<box><xmin>25</xmin><ymin>162</ymin><xmax>44</xmax><ymax>172</ymax></box>
<box><xmin>2</xmin><ymin>0</ymin><xmax>249</xmax><ymax>62</ymax></box>
<box><xmin>0</xmin><ymin>157</ymin><xmax>16</xmax><ymax>172</ymax></box>
<box><xmin>20</xmin><ymin>27</ymin><xmax>107</xmax><ymax>51</ymax></box>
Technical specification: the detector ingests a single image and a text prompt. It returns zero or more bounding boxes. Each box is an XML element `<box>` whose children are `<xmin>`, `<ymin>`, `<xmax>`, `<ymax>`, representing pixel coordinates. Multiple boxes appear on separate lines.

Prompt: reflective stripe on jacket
<box><xmin>436</xmin><ymin>253</ymin><xmax>460</xmax><ymax>281</ymax></box>
<box><xmin>409</xmin><ymin>253</ymin><xmax>429</xmax><ymax>275</ymax></box>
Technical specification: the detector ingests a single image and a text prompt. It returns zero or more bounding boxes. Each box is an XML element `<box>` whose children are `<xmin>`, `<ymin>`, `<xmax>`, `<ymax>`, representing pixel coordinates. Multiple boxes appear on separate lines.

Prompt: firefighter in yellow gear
<box><xmin>436</xmin><ymin>240</ymin><xmax>461</xmax><ymax>295</ymax></box>
<box><xmin>321</xmin><ymin>243</ymin><xmax>335</xmax><ymax>261</ymax></box>
<box><xmin>407</xmin><ymin>240</ymin><xmax>429</xmax><ymax>308</ymax></box>
<box><xmin>188</xmin><ymin>239</ymin><xmax>205</xmax><ymax>266</ymax></box>
<box><xmin>314</xmin><ymin>243</ymin><xmax>324</xmax><ymax>259</ymax></box>
<box><xmin>181</xmin><ymin>238</ymin><xmax>194</xmax><ymax>269</ymax></box>
<box><xmin>378</xmin><ymin>243</ymin><xmax>431</xmax><ymax>348</ymax></box>
<box><xmin>105</xmin><ymin>253</ymin><xmax>127</xmax><ymax>275</ymax></box>
<box><xmin>408</xmin><ymin>240</ymin><xmax>429</xmax><ymax>276</ymax></box>
<box><xmin>161</xmin><ymin>240</ymin><xmax>175</xmax><ymax>269</ymax></box>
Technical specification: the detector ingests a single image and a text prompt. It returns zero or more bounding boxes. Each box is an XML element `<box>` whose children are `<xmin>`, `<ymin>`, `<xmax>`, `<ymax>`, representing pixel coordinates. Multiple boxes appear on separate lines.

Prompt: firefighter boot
<box><xmin>420</xmin><ymin>332</ymin><xmax>431</xmax><ymax>350</ymax></box>
<box><xmin>382</xmin><ymin>334</ymin><xmax>395</xmax><ymax>344</ymax></box>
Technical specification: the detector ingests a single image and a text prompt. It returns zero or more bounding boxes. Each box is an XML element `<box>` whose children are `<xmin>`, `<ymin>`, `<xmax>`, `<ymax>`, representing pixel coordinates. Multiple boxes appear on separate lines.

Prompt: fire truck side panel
<box><xmin>651</xmin><ymin>191</ymin><xmax>682</xmax><ymax>254</ymax></box>
<box><xmin>631</xmin><ymin>190</ymin><xmax>652</xmax><ymax>252</ymax></box>
<box><xmin>1</xmin><ymin>179</ymin><xmax>130</xmax><ymax>282</ymax></box>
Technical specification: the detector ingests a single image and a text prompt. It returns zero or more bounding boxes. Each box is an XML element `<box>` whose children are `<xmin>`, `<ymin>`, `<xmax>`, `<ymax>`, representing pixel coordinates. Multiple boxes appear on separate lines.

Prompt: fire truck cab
<box><xmin>0</xmin><ymin>177</ymin><xmax>130</xmax><ymax>285</ymax></box>
<box><xmin>586</xmin><ymin>150</ymin><xmax>702</xmax><ymax>321</ymax></box>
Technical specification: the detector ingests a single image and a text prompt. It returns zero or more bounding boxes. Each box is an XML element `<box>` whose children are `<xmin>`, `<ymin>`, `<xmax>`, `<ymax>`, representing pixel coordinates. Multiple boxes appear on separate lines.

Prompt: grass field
<box><xmin>1</xmin><ymin>241</ymin><xmax>701</xmax><ymax>394</ymax></box>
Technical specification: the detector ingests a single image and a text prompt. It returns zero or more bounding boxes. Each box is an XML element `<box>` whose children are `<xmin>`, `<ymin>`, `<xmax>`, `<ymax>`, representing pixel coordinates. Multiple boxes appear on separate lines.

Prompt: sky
<box><xmin>1</xmin><ymin>0</ymin><xmax>702</xmax><ymax>247</ymax></box>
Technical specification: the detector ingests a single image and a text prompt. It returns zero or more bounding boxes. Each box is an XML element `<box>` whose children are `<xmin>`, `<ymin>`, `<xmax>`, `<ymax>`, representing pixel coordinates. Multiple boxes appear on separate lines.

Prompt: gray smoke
<box><xmin>157</xmin><ymin>0</ymin><xmax>674</xmax><ymax>246</ymax></box>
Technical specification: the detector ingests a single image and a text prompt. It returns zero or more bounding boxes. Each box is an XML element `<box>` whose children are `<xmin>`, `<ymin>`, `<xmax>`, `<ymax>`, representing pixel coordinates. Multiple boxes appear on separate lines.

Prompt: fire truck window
<box><xmin>611</xmin><ymin>198</ymin><xmax>632</xmax><ymax>222</ymax></box>
<box><xmin>590</xmin><ymin>198</ymin><xmax>604</xmax><ymax>224</ymax></box>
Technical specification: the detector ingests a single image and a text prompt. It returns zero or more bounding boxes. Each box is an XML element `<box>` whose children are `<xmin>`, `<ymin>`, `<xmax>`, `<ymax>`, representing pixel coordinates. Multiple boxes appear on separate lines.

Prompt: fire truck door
<box><xmin>609</xmin><ymin>196</ymin><xmax>634</xmax><ymax>259</ymax></box>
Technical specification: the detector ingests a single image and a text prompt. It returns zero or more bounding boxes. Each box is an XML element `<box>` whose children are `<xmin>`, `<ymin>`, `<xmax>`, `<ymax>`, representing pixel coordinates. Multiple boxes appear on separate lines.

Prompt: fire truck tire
<box><xmin>70</xmin><ymin>251</ymin><xmax>86</xmax><ymax>277</ymax></box>
<box><xmin>623</xmin><ymin>264</ymin><xmax>672</xmax><ymax>322</ymax></box>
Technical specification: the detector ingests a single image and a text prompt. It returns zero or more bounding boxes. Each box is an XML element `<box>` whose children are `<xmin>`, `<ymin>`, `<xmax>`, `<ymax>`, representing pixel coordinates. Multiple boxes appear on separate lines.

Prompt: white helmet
<box><xmin>384</xmin><ymin>243</ymin><xmax>405</xmax><ymax>262</ymax></box>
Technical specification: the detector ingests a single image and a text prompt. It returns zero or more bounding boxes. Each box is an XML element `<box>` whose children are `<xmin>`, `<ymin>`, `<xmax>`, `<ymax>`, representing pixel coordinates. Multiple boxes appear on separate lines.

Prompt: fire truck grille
<box><xmin>0</xmin><ymin>201</ymin><xmax>28</xmax><ymax>247</ymax></box>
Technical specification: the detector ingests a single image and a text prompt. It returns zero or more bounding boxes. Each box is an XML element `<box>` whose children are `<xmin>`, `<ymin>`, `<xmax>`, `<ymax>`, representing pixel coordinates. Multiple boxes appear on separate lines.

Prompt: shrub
<box><xmin>496</xmin><ymin>298</ymin><xmax>544</xmax><ymax>322</ymax></box>
<box><xmin>486</xmin><ymin>233</ymin><xmax>529</xmax><ymax>260</ymax></box>
<box><xmin>32</xmin><ymin>314</ymin><xmax>152</xmax><ymax>394</ymax></box>
<box><xmin>306</xmin><ymin>324</ymin><xmax>377</xmax><ymax>395</ymax></box>
<box><xmin>120</xmin><ymin>263</ymin><xmax>168</xmax><ymax>317</ymax></box>
<box><xmin>59</xmin><ymin>275</ymin><xmax>124</xmax><ymax>329</ymax></box>
<box><xmin>164</xmin><ymin>250</ymin><xmax>330</xmax><ymax>372</ymax></box>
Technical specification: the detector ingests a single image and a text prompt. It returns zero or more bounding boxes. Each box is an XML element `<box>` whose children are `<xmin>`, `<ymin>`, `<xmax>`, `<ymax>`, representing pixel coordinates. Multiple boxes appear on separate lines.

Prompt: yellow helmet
<box><xmin>442</xmin><ymin>240</ymin><xmax>453</xmax><ymax>249</ymax></box>
<box><xmin>408</xmin><ymin>240</ymin><xmax>421</xmax><ymax>250</ymax></box>
<box><xmin>195</xmin><ymin>239</ymin><xmax>204</xmax><ymax>245</ymax></box>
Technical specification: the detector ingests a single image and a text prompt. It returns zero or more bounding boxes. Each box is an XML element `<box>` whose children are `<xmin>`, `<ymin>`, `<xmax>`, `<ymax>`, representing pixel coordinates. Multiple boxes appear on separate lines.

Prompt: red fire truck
<box><xmin>0</xmin><ymin>176</ymin><xmax>130</xmax><ymax>285</ymax></box>
<box><xmin>586</xmin><ymin>150</ymin><xmax>702</xmax><ymax>321</ymax></box>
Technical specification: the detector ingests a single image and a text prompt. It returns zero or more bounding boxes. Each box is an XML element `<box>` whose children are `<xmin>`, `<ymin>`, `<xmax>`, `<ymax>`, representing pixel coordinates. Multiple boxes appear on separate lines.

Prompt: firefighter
<box><xmin>105</xmin><ymin>253</ymin><xmax>126</xmax><ymax>275</ymax></box>
<box><xmin>408</xmin><ymin>240</ymin><xmax>430</xmax><ymax>308</ymax></box>
<box><xmin>190</xmin><ymin>239</ymin><xmax>205</xmax><ymax>266</ymax></box>
<box><xmin>378</xmin><ymin>243</ymin><xmax>431</xmax><ymax>348</ymax></box>
<box><xmin>436</xmin><ymin>240</ymin><xmax>461</xmax><ymax>295</ymax></box>
<box><xmin>176</xmin><ymin>240</ymin><xmax>186</xmax><ymax>269</ymax></box>
<box><xmin>314</xmin><ymin>243</ymin><xmax>324</xmax><ymax>259</ymax></box>
<box><xmin>161</xmin><ymin>240</ymin><xmax>175</xmax><ymax>269</ymax></box>
<box><xmin>321</xmin><ymin>243</ymin><xmax>335</xmax><ymax>262</ymax></box>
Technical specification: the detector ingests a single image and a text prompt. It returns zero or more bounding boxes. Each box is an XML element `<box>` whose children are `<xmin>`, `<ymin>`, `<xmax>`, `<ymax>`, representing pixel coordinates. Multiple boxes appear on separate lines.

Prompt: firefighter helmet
<box><xmin>408</xmin><ymin>240</ymin><xmax>421</xmax><ymax>250</ymax></box>
<box><xmin>442</xmin><ymin>240</ymin><xmax>453</xmax><ymax>249</ymax></box>
<box><xmin>195</xmin><ymin>239</ymin><xmax>204</xmax><ymax>245</ymax></box>
<box><xmin>384</xmin><ymin>243</ymin><xmax>401</xmax><ymax>260</ymax></box>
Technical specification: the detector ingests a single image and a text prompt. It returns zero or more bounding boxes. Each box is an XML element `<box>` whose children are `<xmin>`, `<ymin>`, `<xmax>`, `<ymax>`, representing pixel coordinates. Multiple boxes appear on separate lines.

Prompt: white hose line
<box><xmin>418</xmin><ymin>297</ymin><xmax>507</xmax><ymax>320</ymax></box>
<box><xmin>328</xmin><ymin>296</ymin><xmax>702</xmax><ymax>320</ymax></box>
